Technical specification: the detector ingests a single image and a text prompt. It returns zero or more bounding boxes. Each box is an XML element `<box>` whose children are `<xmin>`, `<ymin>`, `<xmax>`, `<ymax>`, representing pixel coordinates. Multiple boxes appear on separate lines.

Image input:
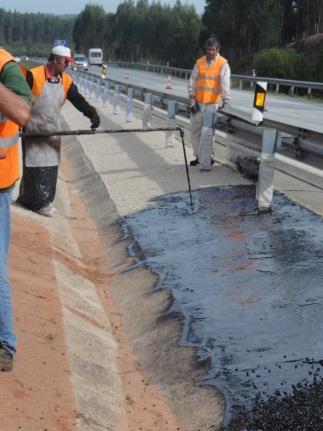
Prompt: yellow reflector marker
<box><xmin>101</xmin><ymin>65</ymin><xmax>107</xmax><ymax>79</ymax></box>
<box><xmin>255</xmin><ymin>92</ymin><xmax>265</xmax><ymax>108</ymax></box>
<box><xmin>252</xmin><ymin>81</ymin><xmax>267</xmax><ymax>124</ymax></box>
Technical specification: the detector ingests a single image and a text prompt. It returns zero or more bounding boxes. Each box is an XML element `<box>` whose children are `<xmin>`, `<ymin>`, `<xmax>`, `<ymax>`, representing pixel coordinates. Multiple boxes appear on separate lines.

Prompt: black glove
<box><xmin>219</xmin><ymin>101</ymin><xmax>229</xmax><ymax>110</ymax></box>
<box><xmin>190</xmin><ymin>102</ymin><xmax>200</xmax><ymax>115</ymax></box>
<box><xmin>87</xmin><ymin>106</ymin><xmax>100</xmax><ymax>129</ymax></box>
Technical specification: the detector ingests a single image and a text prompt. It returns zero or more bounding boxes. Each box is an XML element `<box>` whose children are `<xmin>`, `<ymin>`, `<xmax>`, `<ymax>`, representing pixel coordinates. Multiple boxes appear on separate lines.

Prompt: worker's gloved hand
<box><xmin>219</xmin><ymin>100</ymin><xmax>229</xmax><ymax>110</ymax></box>
<box><xmin>87</xmin><ymin>106</ymin><xmax>100</xmax><ymax>129</ymax></box>
<box><xmin>190</xmin><ymin>102</ymin><xmax>200</xmax><ymax>115</ymax></box>
<box><xmin>91</xmin><ymin>114</ymin><xmax>100</xmax><ymax>129</ymax></box>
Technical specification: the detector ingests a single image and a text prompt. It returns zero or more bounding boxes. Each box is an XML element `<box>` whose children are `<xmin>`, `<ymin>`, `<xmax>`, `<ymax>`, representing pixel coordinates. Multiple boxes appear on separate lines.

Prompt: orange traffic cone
<box><xmin>165</xmin><ymin>75</ymin><xmax>172</xmax><ymax>90</ymax></box>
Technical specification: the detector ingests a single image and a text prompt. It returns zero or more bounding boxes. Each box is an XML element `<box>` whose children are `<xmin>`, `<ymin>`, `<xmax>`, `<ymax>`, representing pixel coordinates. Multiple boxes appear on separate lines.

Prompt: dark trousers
<box><xmin>18</xmin><ymin>165</ymin><xmax>58</xmax><ymax>210</ymax></box>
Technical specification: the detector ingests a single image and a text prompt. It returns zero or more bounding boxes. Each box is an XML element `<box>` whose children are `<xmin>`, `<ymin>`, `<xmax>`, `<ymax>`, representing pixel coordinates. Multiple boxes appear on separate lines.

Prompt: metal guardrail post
<box><xmin>86</xmin><ymin>77</ymin><xmax>91</xmax><ymax>96</ymax></box>
<box><xmin>126</xmin><ymin>88</ymin><xmax>134</xmax><ymax>122</ymax></box>
<box><xmin>90</xmin><ymin>80</ymin><xmax>96</xmax><ymax>99</ymax></box>
<box><xmin>82</xmin><ymin>76</ymin><xmax>87</xmax><ymax>94</ymax></box>
<box><xmin>103</xmin><ymin>82</ymin><xmax>109</xmax><ymax>108</ymax></box>
<box><xmin>113</xmin><ymin>84</ymin><xmax>120</xmax><ymax>114</ymax></box>
<box><xmin>250</xmin><ymin>69</ymin><xmax>256</xmax><ymax>89</ymax></box>
<box><xmin>95</xmin><ymin>82</ymin><xmax>101</xmax><ymax>103</ymax></box>
<box><xmin>142</xmin><ymin>92</ymin><xmax>153</xmax><ymax>128</ymax></box>
<box><xmin>256</xmin><ymin>129</ymin><xmax>278</xmax><ymax>212</ymax></box>
<box><xmin>165</xmin><ymin>100</ymin><xmax>177</xmax><ymax>147</ymax></box>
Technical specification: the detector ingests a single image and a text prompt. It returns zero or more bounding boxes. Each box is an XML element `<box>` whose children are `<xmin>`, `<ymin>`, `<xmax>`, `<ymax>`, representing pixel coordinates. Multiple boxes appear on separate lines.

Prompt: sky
<box><xmin>0</xmin><ymin>0</ymin><xmax>206</xmax><ymax>15</ymax></box>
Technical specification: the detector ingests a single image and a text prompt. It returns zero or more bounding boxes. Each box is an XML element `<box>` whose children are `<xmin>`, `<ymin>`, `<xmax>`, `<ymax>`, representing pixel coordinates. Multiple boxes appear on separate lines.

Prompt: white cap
<box><xmin>51</xmin><ymin>45</ymin><xmax>75</xmax><ymax>63</ymax></box>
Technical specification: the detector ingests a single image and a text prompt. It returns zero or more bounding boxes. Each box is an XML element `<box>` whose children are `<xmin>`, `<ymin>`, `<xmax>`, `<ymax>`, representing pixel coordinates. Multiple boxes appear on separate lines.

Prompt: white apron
<box><xmin>24</xmin><ymin>78</ymin><xmax>65</xmax><ymax>167</ymax></box>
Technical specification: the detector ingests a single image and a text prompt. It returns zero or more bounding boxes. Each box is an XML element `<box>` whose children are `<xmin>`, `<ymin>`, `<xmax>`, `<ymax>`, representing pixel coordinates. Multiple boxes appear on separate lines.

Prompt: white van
<box><xmin>88</xmin><ymin>48</ymin><xmax>103</xmax><ymax>66</ymax></box>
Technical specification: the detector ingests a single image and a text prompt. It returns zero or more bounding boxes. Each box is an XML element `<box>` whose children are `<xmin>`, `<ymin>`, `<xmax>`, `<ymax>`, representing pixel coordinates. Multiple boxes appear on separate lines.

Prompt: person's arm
<box><xmin>188</xmin><ymin>63</ymin><xmax>198</xmax><ymax>103</ymax></box>
<box><xmin>0</xmin><ymin>83</ymin><xmax>30</xmax><ymax>127</ymax></box>
<box><xmin>66</xmin><ymin>82</ymin><xmax>100</xmax><ymax>128</ymax></box>
<box><xmin>220</xmin><ymin>63</ymin><xmax>231</xmax><ymax>104</ymax></box>
<box><xmin>0</xmin><ymin>61</ymin><xmax>32</xmax><ymax>127</ymax></box>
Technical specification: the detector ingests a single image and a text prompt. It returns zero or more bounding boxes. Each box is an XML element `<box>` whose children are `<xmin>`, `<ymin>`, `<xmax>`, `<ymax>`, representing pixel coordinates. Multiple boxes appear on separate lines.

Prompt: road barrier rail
<box><xmin>27</xmin><ymin>59</ymin><xmax>323</xmax><ymax>164</ymax></box>
<box><xmin>72</xmin><ymin>67</ymin><xmax>323</xmax><ymax>158</ymax></box>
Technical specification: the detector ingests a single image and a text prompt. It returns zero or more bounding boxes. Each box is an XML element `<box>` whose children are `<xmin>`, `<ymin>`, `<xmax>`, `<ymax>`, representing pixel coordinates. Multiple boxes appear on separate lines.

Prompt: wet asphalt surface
<box><xmin>122</xmin><ymin>185</ymin><xmax>323</xmax><ymax>430</ymax></box>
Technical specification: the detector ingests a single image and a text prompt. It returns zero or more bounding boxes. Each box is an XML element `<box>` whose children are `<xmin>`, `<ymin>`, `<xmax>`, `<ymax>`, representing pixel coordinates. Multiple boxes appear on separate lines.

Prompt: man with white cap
<box><xmin>17</xmin><ymin>45</ymin><xmax>100</xmax><ymax>217</ymax></box>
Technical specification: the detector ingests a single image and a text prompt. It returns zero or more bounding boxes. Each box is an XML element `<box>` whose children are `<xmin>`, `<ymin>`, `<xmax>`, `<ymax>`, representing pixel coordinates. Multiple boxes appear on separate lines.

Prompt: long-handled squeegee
<box><xmin>20</xmin><ymin>126</ymin><xmax>194</xmax><ymax>207</ymax></box>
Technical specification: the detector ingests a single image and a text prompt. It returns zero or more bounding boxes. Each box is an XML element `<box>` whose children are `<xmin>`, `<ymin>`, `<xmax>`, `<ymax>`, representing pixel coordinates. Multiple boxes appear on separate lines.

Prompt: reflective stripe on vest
<box><xmin>195</xmin><ymin>86</ymin><xmax>221</xmax><ymax>94</ymax></box>
<box><xmin>195</xmin><ymin>55</ymin><xmax>227</xmax><ymax>104</ymax></box>
<box><xmin>30</xmin><ymin>65</ymin><xmax>73</xmax><ymax>103</ymax></box>
<box><xmin>0</xmin><ymin>48</ymin><xmax>20</xmax><ymax>189</ymax></box>
<box><xmin>196</xmin><ymin>75</ymin><xmax>220</xmax><ymax>83</ymax></box>
<box><xmin>0</xmin><ymin>133</ymin><xmax>20</xmax><ymax>149</ymax></box>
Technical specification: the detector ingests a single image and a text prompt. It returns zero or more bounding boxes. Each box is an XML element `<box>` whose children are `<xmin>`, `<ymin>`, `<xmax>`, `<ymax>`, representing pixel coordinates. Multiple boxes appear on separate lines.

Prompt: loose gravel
<box><xmin>226</xmin><ymin>376</ymin><xmax>323</xmax><ymax>430</ymax></box>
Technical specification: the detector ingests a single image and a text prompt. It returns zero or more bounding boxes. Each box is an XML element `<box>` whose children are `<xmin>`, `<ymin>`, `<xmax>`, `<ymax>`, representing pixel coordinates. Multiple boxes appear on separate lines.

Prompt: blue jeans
<box><xmin>0</xmin><ymin>191</ymin><xmax>16</xmax><ymax>355</ymax></box>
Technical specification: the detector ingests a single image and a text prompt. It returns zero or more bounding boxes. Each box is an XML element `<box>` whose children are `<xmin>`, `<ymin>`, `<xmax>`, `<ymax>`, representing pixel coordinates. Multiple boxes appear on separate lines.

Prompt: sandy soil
<box><xmin>1</xmin><ymin>214</ymin><xmax>79</xmax><ymax>431</ymax></box>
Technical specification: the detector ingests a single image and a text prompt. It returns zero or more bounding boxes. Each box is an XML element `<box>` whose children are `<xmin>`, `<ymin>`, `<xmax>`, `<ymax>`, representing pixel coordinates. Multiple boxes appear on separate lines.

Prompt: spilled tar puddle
<box><xmin>121</xmin><ymin>185</ymin><xmax>323</xmax><ymax>428</ymax></box>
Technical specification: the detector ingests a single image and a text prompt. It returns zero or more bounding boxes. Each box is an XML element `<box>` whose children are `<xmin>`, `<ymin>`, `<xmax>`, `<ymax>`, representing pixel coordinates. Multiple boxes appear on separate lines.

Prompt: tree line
<box><xmin>73</xmin><ymin>1</ymin><xmax>201</xmax><ymax>68</ymax></box>
<box><xmin>1</xmin><ymin>1</ymin><xmax>323</xmax><ymax>79</ymax></box>
<box><xmin>202</xmin><ymin>0</ymin><xmax>323</xmax><ymax>68</ymax></box>
<box><xmin>73</xmin><ymin>0</ymin><xmax>323</xmax><ymax>79</ymax></box>
<box><xmin>0</xmin><ymin>8</ymin><xmax>74</xmax><ymax>56</ymax></box>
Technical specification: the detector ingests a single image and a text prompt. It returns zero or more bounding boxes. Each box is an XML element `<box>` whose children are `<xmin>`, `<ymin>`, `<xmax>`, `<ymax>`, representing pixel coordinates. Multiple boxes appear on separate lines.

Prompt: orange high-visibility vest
<box><xmin>29</xmin><ymin>65</ymin><xmax>73</xmax><ymax>102</ymax></box>
<box><xmin>195</xmin><ymin>55</ymin><xmax>227</xmax><ymax>104</ymax></box>
<box><xmin>0</xmin><ymin>49</ymin><xmax>20</xmax><ymax>190</ymax></box>
<box><xmin>19</xmin><ymin>64</ymin><xmax>28</xmax><ymax>78</ymax></box>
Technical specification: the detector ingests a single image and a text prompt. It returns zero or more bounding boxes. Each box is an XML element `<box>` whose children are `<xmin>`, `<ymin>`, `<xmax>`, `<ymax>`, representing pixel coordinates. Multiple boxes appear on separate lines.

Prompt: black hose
<box><xmin>20</xmin><ymin>127</ymin><xmax>182</xmax><ymax>138</ymax></box>
<box><xmin>179</xmin><ymin>128</ymin><xmax>193</xmax><ymax>207</ymax></box>
<box><xmin>21</xmin><ymin>126</ymin><xmax>194</xmax><ymax>207</ymax></box>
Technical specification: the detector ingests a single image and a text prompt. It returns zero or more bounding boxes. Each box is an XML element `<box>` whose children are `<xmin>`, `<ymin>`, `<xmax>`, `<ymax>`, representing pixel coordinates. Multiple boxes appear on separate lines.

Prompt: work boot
<box><xmin>190</xmin><ymin>158</ymin><xmax>199</xmax><ymax>166</ymax></box>
<box><xmin>258</xmin><ymin>207</ymin><xmax>272</xmax><ymax>214</ymax></box>
<box><xmin>0</xmin><ymin>343</ymin><xmax>13</xmax><ymax>372</ymax></box>
<box><xmin>33</xmin><ymin>204</ymin><xmax>56</xmax><ymax>218</ymax></box>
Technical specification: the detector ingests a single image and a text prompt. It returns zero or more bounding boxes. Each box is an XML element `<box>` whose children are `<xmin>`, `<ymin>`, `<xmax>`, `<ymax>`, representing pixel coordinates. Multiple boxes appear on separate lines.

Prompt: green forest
<box><xmin>1</xmin><ymin>0</ymin><xmax>323</xmax><ymax>80</ymax></box>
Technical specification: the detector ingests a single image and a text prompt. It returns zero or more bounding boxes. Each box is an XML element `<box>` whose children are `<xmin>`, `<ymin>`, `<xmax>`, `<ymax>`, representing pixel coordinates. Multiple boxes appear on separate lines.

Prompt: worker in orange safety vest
<box><xmin>0</xmin><ymin>48</ymin><xmax>32</xmax><ymax>372</ymax></box>
<box><xmin>17</xmin><ymin>45</ymin><xmax>100</xmax><ymax>217</ymax></box>
<box><xmin>188</xmin><ymin>36</ymin><xmax>231</xmax><ymax>171</ymax></box>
